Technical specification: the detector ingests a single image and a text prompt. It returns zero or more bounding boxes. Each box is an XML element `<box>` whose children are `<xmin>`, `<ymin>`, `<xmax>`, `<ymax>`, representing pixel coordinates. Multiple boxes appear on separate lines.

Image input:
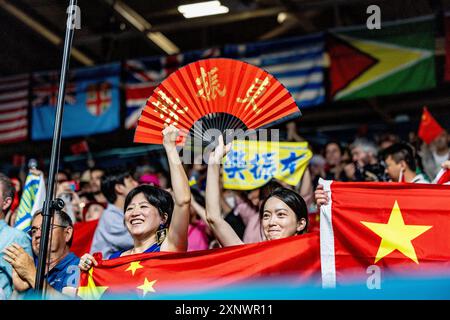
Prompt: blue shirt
<box><xmin>43</xmin><ymin>252</ymin><xmax>80</xmax><ymax>292</ymax></box>
<box><xmin>109</xmin><ymin>242</ymin><xmax>161</xmax><ymax>259</ymax></box>
<box><xmin>0</xmin><ymin>220</ymin><xmax>32</xmax><ymax>300</ymax></box>
<box><xmin>90</xmin><ymin>203</ymin><xmax>133</xmax><ymax>259</ymax></box>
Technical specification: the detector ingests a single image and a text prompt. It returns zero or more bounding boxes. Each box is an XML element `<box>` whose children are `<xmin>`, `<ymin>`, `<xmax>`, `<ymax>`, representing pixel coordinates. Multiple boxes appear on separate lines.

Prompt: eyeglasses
<box><xmin>28</xmin><ymin>224</ymin><xmax>67</xmax><ymax>237</ymax></box>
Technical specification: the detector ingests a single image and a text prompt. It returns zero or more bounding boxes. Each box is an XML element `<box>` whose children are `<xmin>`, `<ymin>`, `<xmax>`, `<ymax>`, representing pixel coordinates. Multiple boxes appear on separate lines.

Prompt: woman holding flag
<box><xmin>205</xmin><ymin>135</ymin><xmax>308</xmax><ymax>247</ymax></box>
<box><xmin>79</xmin><ymin>126</ymin><xmax>191</xmax><ymax>270</ymax></box>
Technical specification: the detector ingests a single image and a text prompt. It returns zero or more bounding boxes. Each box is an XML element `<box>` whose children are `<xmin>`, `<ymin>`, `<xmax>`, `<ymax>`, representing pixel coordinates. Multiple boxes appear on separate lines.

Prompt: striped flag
<box><xmin>224</xmin><ymin>33</ymin><xmax>326</xmax><ymax>108</ymax></box>
<box><xmin>14</xmin><ymin>172</ymin><xmax>46</xmax><ymax>233</ymax></box>
<box><xmin>124</xmin><ymin>48</ymin><xmax>221</xmax><ymax>129</ymax></box>
<box><xmin>433</xmin><ymin>168</ymin><xmax>450</xmax><ymax>185</ymax></box>
<box><xmin>0</xmin><ymin>74</ymin><xmax>29</xmax><ymax>143</ymax></box>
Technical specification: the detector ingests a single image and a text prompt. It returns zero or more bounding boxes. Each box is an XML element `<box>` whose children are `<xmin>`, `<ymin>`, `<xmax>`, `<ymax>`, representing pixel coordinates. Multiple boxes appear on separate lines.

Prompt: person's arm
<box><xmin>205</xmin><ymin>136</ymin><xmax>243</xmax><ymax>247</ymax></box>
<box><xmin>3</xmin><ymin>244</ymin><xmax>75</xmax><ymax>300</ymax></box>
<box><xmin>161</xmin><ymin>126</ymin><xmax>191</xmax><ymax>252</ymax></box>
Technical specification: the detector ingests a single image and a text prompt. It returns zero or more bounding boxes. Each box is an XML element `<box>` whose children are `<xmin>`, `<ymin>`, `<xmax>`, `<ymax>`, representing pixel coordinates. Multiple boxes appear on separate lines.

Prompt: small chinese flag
<box><xmin>418</xmin><ymin>107</ymin><xmax>444</xmax><ymax>144</ymax></box>
<box><xmin>70</xmin><ymin>140</ymin><xmax>90</xmax><ymax>155</ymax></box>
<box><xmin>320</xmin><ymin>179</ymin><xmax>450</xmax><ymax>287</ymax></box>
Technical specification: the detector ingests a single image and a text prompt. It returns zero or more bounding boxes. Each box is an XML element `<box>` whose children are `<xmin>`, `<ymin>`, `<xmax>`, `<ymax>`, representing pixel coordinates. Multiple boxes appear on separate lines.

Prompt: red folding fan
<box><xmin>134</xmin><ymin>58</ymin><xmax>301</xmax><ymax>145</ymax></box>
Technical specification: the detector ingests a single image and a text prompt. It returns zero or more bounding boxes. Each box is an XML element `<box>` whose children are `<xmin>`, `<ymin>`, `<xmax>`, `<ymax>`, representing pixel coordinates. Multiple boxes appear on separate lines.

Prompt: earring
<box><xmin>156</xmin><ymin>223</ymin><xmax>168</xmax><ymax>245</ymax></box>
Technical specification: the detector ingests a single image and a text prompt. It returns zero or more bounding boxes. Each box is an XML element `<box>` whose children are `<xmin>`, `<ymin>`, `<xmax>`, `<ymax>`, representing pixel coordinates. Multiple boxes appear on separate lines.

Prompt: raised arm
<box><xmin>205</xmin><ymin>135</ymin><xmax>243</xmax><ymax>247</ymax></box>
<box><xmin>161</xmin><ymin>126</ymin><xmax>191</xmax><ymax>252</ymax></box>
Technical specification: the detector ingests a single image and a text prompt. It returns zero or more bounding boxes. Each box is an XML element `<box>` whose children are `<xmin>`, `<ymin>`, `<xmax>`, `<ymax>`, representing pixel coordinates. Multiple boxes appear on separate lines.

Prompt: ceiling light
<box><xmin>178</xmin><ymin>1</ymin><xmax>229</xmax><ymax>19</ymax></box>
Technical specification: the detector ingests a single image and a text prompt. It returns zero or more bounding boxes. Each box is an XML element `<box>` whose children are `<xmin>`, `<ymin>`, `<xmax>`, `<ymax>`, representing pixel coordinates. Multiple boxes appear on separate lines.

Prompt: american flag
<box><xmin>32</xmin><ymin>71</ymin><xmax>76</xmax><ymax>107</ymax></box>
<box><xmin>0</xmin><ymin>74</ymin><xmax>29</xmax><ymax>143</ymax></box>
<box><xmin>124</xmin><ymin>48</ymin><xmax>221</xmax><ymax>129</ymax></box>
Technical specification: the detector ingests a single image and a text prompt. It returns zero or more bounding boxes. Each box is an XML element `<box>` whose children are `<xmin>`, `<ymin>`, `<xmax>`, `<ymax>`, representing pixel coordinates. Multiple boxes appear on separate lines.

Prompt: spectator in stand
<box><xmin>378</xmin><ymin>133</ymin><xmax>400</xmax><ymax>151</ymax></box>
<box><xmin>5</xmin><ymin>177</ymin><xmax>21</xmax><ymax>227</ymax></box>
<box><xmin>420</xmin><ymin>131</ymin><xmax>450</xmax><ymax>180</ymax></box>
<box><xmin>188</xmin><ymin>188</ymin><xmax>212</xmax><ymax>251</ymax></box>
<box><xmin>349</xmin><ymin>138</ymin><xmax>386</xmax><ymax>182</ymax></box>
<box><xmin>79</xmin><ymin>126</ymin><xmax>191</xmax><ymax>269</ymax></box>
<box><xmin>381</xmin><ymin>143</ymin><xmax>428</xmax><ymax>183</ymax></box>
<box><xmin>82</xmin><ymin>201</ymin><xmax>107</xmax><ymax>222</ymax></box>
<box><xmin>309</xmin><ymin>154</ymin><xmax>326</xmax><ymax>190</ymax></box>
<box><xmin>56</xmin><ymin>170</ymin><xmax>70</xmax><ymax>184</ymax></box>
<box><xmin>0</xmin><ymin>173</ymin><xmax>32</xmax><ymax>300</ymax></box>
<box><xmin>90</xmin><ymin>168</ymin><xmax>138</xmax><ymax>259</ymax></box>
<box><xmin>3</xmin><ymin>209</ymin><xmax>80</xmax><ymax>299</ymax></box>
<box><xmin>90</xmin><ymin>167</ymin><xmax>107</xmax><ymax>203</ymax></box>
<box><xmin>324</xmin><ymin>141</ymin><xmax>348</xmax><ymax>182</ymax></box>
<box><xmin>204</xmin><ymin>136</ymin><xmax>308</xmax><ymax>247</ymax></box>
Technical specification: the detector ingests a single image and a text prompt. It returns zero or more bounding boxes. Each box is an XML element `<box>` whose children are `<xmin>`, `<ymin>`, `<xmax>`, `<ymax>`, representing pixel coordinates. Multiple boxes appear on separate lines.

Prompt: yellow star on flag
<box><xmin>77</xmin><ymin>268</ymin><xmax>108</xmax><ymax>300</ymax></box>
<box><xmin>125</xmin><ymin>261</ymin><xmax>144</xmax><ymax>276</ymax></box>
<box><xmin>361</xmin><ymin>201</ymin><xmax>432</xmax><ymax>264</ymax></box>
<box><xmin>137</xmin><ymin>278</ymin><xmax>157</xmax><ymax>297</ymax></box>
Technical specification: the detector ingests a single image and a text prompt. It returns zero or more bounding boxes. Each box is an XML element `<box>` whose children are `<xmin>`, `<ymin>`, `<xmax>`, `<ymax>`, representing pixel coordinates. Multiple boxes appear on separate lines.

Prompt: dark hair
<box><xmin>0</xmin><ymin>173</ymin><xmax>14</xmax><ymax>213</ymax></box>
<box><xmin>324</xmin><ymin>140</ymin><xmax>344</xmax><ymax>156</ymax></box>
<box><xmin>101</xmin><ymin>168</ymin><xmax>132</xmax><ymax>204</ymax></box>
<box><xmin>381</xmin><ymin>142</ymin><xmax>416</xmax><ymax>171</ymax></box>
<box><xmin>259</xmin><ymin>179</ymin><xmax>284</xmax><ymax>201</ymax></box>
<box><xmin>32</xmin><ymin>210</ymin><xmax>74</xmax><ymax>247</ymax></box>
<box><xmin>124</xmin><ymin>185</ymin><xmax>174</xmax><ymax>226</ymax></box>
<box><xmin>259</xmin><ymin>187</ymin><xmax>308</xmax><ymax>235</ymax></box>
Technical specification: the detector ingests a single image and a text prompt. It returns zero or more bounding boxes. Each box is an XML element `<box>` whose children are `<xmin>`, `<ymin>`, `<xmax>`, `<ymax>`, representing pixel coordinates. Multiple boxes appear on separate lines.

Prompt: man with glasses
<box><xmin>0</xmin><ymin>173</ymin><xmax>32</xmax><ymax>300</ymax></box>
<box><xmin>3</xmin><ymin>209</ymin><xmax>80</xmax><ymax>299</ymax></box>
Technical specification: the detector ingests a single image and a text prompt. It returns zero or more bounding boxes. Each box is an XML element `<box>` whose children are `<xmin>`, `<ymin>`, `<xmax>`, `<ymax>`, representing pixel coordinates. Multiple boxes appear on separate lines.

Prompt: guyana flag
<box><xmin>328</xmin><ymin>15</ymin><xmax>436</xmax><ymax>101</ymax></box>
<box><xmin>319</xmin><ymin>179</ymin><xmax>450</xmax><ymax>287</ymax></box>
<box><xmin>77</xmin><ymin>233</ymin><xmax>321</xmax><ymax>299</ymax></box>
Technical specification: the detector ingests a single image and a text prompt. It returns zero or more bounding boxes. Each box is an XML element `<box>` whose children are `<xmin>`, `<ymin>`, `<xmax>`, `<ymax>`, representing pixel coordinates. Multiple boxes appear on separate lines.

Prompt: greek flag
<box><xmin>14</xmin><ymin>172</ymin><xmax>46</xmax><ymax>233</ymax></box>
<box><xmin>224</xmin><ymin>33</ymin><xmax>326</xmax><ymax>108</ymax></box>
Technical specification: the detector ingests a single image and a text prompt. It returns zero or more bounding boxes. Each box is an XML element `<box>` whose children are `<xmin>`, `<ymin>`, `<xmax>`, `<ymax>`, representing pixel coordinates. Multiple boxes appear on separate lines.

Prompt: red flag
<box><xmin>72</xmin><ymin>219</ymin><xmax>99</xmax><ymax>257</ymax></box>
<box><xmin>77</xmin><ymin>232</ymin><xmax>321</xmax><ymax>299</ymax></box>
<box><xmin>319</xmin><ymin>180</ymin><xmax>450</xmax><ymax>287</ymax></box>
<box><xmin>70</xmin><ymin>140</ymin><xmax>89</xmax><ymax>155</ymax></box>
<box><xmin>418</xmin><ymin>107</ymin><xmax>444</xmax><ymax>144</ymax></box>
<box><xmin>434</xmin><ymin>168</ymin><xmax>450</xmax><ymax>185</ymax></box>
<box><xmin>12</xmin><ymin>154</ymin><xmax>26</xmax><ymax>167</ymax></box>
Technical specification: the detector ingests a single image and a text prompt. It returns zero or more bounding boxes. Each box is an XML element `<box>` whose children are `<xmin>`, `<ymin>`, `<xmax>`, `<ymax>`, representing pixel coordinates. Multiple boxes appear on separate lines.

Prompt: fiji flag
<box><xmin>14</xmin><ymin>172</ymin><xmax>46</xmax><ymax>233</ymax></box>
<box><xmin>31</xmin><ymin>63</ymin><xmax>120</xmax><ymax>140</ymax></box>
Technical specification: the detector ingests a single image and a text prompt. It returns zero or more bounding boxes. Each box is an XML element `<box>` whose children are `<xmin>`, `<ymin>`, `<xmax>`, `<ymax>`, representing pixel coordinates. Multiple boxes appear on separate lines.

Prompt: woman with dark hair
<box><xmin>205</xmin><ymin>136</ymin><xmax>308</xmax><ymax>247</ymax></box>
<box><xmin>79</xmin><ymin>126</ymin><xmax>191</xmax><ymax>269</ymax></box>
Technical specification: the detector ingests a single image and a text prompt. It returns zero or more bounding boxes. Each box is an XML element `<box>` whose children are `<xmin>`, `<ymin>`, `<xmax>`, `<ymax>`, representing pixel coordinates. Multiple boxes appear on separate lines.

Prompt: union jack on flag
<box><xmin>32</xmin><ymin>71</ymin><xmax>77</xmax><ymax>107</ymax></box>
<box><xmin>124</xmin><ymin>48</ymin><xmax>221</xmax><ymax>129</ymax></box>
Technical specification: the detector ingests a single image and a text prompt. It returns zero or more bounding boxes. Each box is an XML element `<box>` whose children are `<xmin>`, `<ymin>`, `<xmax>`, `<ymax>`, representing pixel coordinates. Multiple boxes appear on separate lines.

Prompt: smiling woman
<box><xmin>79</xmin><ymin>126</ymin><xmax>191</xmax><ymax>270</ymax></box>
<box><xmin>204</xmin><ymin>135</ymin><xmax>309</xmax><ymax>247</ymax></box>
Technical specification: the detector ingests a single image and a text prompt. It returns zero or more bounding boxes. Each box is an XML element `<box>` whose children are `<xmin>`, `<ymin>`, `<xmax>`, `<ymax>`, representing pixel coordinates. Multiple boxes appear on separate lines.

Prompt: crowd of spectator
<box><xmin>0</xmin><ymin>122</ymin><xmax>449</xmax><ymax>299</ymax></box>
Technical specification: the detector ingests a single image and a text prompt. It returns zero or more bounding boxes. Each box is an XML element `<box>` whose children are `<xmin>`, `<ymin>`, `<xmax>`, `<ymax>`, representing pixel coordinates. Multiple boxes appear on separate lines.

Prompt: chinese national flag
<box><xmin>320</xmin><ymin>180</ymin><xmax>450</xmax><ymax>287</ymax></box>
<box><xmin>77</xmin><ymin>232</ymin><xmax>321</xmax><ymax>299</ymax></box>
<box><xmin>418</xmin><ymin>107</ymin><xmax>444</xmax><ymax>144</ymax></box>
<box><xmin>72</xmin><ymin>220</ymin><xmax>99</xmax><ymax>258</ymax></box>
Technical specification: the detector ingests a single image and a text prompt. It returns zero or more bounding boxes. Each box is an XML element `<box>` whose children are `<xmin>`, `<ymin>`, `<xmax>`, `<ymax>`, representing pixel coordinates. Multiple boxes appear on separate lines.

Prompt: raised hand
<box><xmin>78</xmin><ymin>253</ymin><xmax>98</xmax><ymax>272</ymax></box>
<box><xmin>208</xmin><ymin>135</ymin><xmax>232</xmax><ymax>165</ymax></box>
<box><xmin>162</xmin><ymin>125</ymin><xmax>179</xmax><ymax>152</ymax></box>
<box><xmin>314</xmin><ymin>184</ymin><xmax>329</xmax><ymax>209</ymax></box>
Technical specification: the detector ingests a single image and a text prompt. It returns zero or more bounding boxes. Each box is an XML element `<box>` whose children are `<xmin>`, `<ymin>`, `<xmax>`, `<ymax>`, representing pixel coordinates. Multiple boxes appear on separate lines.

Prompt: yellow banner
<box><xmin>223</xmin><ymin>140</ymin><xmax>312</xmax><ymax>190</ymax></box>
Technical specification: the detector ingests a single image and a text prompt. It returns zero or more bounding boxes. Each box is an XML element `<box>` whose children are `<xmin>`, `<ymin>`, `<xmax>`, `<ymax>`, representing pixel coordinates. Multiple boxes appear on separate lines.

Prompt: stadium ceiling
<box><xmin>0</xmin><ymin>0</ymin><xmax>447</xmax><ymax>75</ymax></box>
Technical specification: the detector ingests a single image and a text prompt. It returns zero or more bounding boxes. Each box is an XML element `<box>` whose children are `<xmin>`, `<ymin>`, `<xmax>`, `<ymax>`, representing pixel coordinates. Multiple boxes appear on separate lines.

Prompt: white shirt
<box><xmin>410</xmin><ymin>174</ymin><xmax>429</xmax><ymax>184</ymax></box>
